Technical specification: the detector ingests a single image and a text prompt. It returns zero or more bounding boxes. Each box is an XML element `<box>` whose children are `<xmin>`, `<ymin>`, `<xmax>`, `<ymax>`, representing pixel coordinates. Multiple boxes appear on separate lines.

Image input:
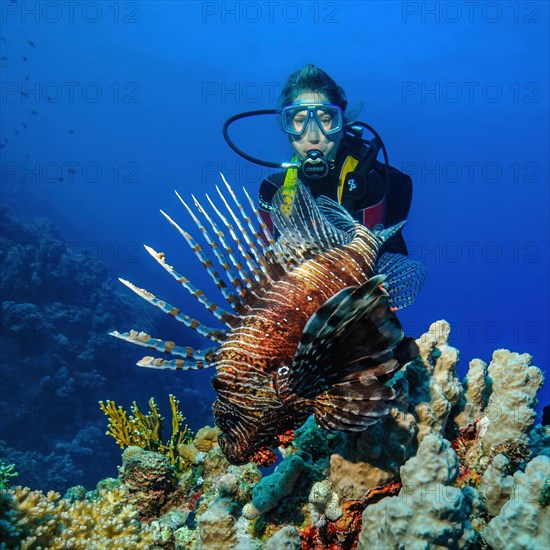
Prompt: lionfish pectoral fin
<box><xmin>289</xmin><ymin>275</ymin><xmax>418</xmax><ymax>399</ymax></box>
<box><xmin>376</xmin><ymin>252</ymin><xmax>427</xmax><ymax>310</ymax></box>
<box><xmin>313</xmin><ymin>373</ymin><xmax>395</xmax><ymax>432</ymax></box>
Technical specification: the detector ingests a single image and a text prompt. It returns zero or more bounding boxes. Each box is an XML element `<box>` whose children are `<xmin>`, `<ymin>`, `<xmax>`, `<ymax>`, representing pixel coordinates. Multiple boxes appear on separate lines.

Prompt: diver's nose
<box><xmin>305</xmin><ymin>118</ymin><xmax>321</xmax><ymax>142</ymax></box>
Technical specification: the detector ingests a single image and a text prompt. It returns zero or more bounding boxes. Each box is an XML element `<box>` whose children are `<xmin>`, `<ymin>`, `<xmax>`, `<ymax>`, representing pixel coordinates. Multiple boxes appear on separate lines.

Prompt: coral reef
<box><xmin>358</xmin><ymin>433</ymin><xmax>478</xmax><ymax>549</ymax></box>
<box><xmin>4</xmin><ymin>320</ymin><xmax>548</xmax><ymax>549</ymax></box>
<box><xmin>0</xmin><ymin>206</ymin><xmax>189</xmax><ymax>492</ymax></box>
<box><xmin>0</xmin><ymin>485</ymin><xmax>155</xmax><ymax>549</ymax></box>
<box><xmin>483</xmin><ymin>455</ymin><xmax>550</xmax><ymax>549</ymax></box>
<box><xmin>100</xmin><ymin>395</ymin><xmax>193</xmax><ymax>473</ymax></box>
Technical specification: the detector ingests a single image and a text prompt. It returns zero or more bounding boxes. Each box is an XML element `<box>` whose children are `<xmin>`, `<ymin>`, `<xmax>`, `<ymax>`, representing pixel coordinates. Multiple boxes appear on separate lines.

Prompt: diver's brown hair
<box><xmin>278</xmin><ymin>64</ymin><xmax>348</xmax><ymax>112</ymax></box>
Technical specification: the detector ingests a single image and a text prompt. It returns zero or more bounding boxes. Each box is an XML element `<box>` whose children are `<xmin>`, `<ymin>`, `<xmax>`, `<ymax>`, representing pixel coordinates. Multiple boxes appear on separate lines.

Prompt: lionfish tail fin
<box><xmin>289</xmin><ymin>275</ymin><xmax>418</xmax><ymax>400</ymax></box>
<box><xmin>313</xmin><ymin>373</ymin><xmax>395</xmax><ymax>431</ymax></box>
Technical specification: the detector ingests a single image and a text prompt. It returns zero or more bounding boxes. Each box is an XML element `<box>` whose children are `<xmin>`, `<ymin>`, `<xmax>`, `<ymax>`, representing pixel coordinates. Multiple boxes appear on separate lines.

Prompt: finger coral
<box><xmin>99</xmin><ymin>394</ymin><xmax>193</xmax><ymax>473</ymax></box>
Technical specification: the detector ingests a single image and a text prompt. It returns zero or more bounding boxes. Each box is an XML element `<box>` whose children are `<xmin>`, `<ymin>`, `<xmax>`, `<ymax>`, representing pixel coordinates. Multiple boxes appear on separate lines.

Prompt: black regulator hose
<box><xmin>222</xmin><ymin>109</ymin><xmax>299</xmax><ymax>169</ymax></box>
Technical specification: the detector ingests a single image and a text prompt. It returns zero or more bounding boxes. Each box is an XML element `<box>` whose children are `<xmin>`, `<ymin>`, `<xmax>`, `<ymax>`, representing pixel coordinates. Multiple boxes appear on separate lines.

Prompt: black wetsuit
<box><xmin>258</xmin><ymin>135</ymin><xmax>412</xmax><ymax>255</ymax></box>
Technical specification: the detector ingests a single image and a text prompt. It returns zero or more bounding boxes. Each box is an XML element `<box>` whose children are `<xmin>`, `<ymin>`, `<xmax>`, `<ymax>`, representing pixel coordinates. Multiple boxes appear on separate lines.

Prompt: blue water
<box><xmin>1</xmin><ymin>1</ymin><xmax>548</xmax><ymax>491</ymax></box>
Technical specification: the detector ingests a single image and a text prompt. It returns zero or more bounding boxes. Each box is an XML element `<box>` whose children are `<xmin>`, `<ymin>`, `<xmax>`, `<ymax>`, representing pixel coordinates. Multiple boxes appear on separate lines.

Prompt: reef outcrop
<box><xmin>2</xmin><ymin>320</ymin><xmax>547</xmax><ymax>549</ymax></box>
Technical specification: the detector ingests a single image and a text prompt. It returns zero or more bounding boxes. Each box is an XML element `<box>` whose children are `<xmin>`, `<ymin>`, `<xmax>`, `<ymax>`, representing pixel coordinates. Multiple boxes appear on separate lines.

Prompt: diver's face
<box><xmin>288</xmin><ymin>92</ymin><xmax>343</xmax><ymax>162</ymax></box>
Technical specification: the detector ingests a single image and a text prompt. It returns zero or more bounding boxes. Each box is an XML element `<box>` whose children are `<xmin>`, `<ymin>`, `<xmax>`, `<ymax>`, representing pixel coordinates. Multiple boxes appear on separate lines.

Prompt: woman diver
<box><xmin>223</xmin><ymin>64</ymin><xmax>413</xmax><ymax>254</ymax></box>
<box><xmin>260</xmin><ymin>64</ymin><xmax>412</xmax><ymax>255</ymax></box>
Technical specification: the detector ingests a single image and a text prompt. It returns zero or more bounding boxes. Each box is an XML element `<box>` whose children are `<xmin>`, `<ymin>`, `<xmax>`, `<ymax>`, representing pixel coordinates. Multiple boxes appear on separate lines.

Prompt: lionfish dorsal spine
<box><xmin>175</xmin><ymin>191</ymin><xmax>249</xmax><ymax>312</ymax></box>
<box><xmin>190</xmin><ymin>193</ymin><xmax>262</xmax><ymax>301</ymax></box>
<box><xmin>143</xmin><ymin>242</ymin><xmax>237</xmax><ymax>328</ymax></box>
<box><xmin>218</xmin><ymin>175</ymin><xmax>281</xmax><ymax>284</ymax></box>
<box><xmin>242</xmin><ymin>187</ymin><xmax>289</xmax><ymax>279</ymax></box>
<box><xmin>117</xmin><ymin>278</ymin><xmax>226</xmax><ymax>343</ymax></box>
<box><xmin>205</xmin><ymin>192</ymin><xmax>265</xmax><ymax>288</ymax></box>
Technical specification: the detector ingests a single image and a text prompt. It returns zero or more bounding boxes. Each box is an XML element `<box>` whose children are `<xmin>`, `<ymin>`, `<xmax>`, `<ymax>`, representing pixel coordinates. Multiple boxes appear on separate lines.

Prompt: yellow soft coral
<box><xmin>99</xmin><ymin>394</ymin><xmax>193</xmax><ymax>472</ymax></box>
<box><xmin>9</xmin><ymin>486</ymin><xmax>155</xmax><ymax>549</ymax></box>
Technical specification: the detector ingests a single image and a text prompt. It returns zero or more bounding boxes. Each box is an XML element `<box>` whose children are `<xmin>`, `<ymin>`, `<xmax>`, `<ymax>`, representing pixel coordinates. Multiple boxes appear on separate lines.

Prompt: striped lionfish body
<box><xmin>112</xmin><ymin>176</ymin><xmax>426</xmax><ymax>466</ymax></box>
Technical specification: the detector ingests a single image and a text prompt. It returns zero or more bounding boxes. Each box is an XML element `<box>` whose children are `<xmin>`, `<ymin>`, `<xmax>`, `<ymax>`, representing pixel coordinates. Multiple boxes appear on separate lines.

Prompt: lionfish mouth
<box><xmin>218</xmin><ymin>432</ymin><xmax>277</xmax><ymax>467</ymax></box>
<box><xmin>250</xmin><ymin>447</ymin><xmax>277</xmax><ymax>467</ymax></box>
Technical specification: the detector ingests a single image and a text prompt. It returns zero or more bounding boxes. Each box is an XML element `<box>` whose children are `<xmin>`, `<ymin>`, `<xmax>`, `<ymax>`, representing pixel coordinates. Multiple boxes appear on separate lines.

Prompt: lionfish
<box><xmin>112</xmin><ymin>176</ymin><xmax>425</xmax><ymax>466</ymax></box>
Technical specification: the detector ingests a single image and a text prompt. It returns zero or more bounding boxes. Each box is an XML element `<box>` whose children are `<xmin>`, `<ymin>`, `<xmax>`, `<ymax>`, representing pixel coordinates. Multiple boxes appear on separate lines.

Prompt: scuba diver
<box><xmin>223</xmin><ymin>64</ymin><xmax>413</xmax><ymax>255</ymax></box>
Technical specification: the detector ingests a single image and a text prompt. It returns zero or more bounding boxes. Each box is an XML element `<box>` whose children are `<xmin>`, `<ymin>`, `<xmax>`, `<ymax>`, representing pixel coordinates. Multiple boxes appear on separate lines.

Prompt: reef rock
<box><xmin>406</xmin><ymin>320</ymin><xmax>463</xmax><ymax>441</ymax></box>
<box><xmin>358</xmin><ymin>433</ymin><xmax>478</xmax><ymax>549</ymax></box>
<box><xmin>454</xmin><ymin>358</ymin><xmax>489</xmax><ymax>429</ymax></box>
<box><xmin>265</xmin><ymin>525</ymin><xmax>302</xmax><ymax>550</ymax></box>
<box><xmin>479</xmin><ymin>453</ymin><xmax>514</xmax><ymax>516</ymax></box>
<box><xmin>328</xmin><ymin>375</ymin><xmax>418</xmax><ymax>498</ymax></box>
<box><xmin>482</xmin><ymin>455</ymin><xmax>550</xmax><ymax>550</ymax></box>
<box><xmin>120</xmin><ymin>446</ymin><xmax>176</xmax><ymax>520</ymax></box>
<box><xmin>480</xmin><ymin>350</ymin><xmax>544</xmax><ymax>454</ymax></box>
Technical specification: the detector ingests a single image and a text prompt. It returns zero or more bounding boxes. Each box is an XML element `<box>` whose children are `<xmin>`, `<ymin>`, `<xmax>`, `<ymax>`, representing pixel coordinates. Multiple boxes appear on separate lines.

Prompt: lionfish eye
<box><xmin>278</xmin><ymin>365</ymin><xmax>290</xmax><ymax>376</ymax></box>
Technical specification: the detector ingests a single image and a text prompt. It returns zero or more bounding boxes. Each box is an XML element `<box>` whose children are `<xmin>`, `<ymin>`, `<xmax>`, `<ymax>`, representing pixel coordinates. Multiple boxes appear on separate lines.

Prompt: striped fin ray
<box><xmin>191</xmin><ymin>194</ymin><xmax>262</xmax><ymax>301</ymax></box>
<box><xmin>137</xmin><ymin>356</ymin><xmax>215</xmax><ymax>371</ymax></box>
<box><xmin>271</xmin><ymin>182</ymin><xmax>348</xmax><ymax>262</ymax></box>
<box><xmin>206</xmin><ymin>192</ymin><xmax>265</xmax><ymax>287</ymax></box>
<box><xmin>175</xmin><ymin>191</ymin><xmax>249</xmax><ymax>313</ymax></box>
<box><xmin>143</xmin><ymin>243</ymin><xmax>238</xmax><ymax>328</ymax></box>
<box><xmin>218</xmin><ymin>174</ymin><xmax>280</xmax><ymax>283</ymax></box>
<box><xmin>294</xmin><ymin>185</ymin><xmax>345</xmax><ymax>249</ymax></box>
<box><xmin>241</xmin><ymin>186</ymin><xmax>289</xmax><ymax>276</ymax></box>
<box><xmin>118</xmin><ymin>278</ymin><xmax>227</xmax><ymax>343</ymax></box>
<box><xmin>110</xmin><ymin>329</ymin><xmax>218</xmax><ymax>367</ymax></box>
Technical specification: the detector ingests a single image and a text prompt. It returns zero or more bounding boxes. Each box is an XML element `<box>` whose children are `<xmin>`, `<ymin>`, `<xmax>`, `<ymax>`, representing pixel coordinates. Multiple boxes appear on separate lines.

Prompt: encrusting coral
<box><xmin>4</xmin><ymin>320</ymin><xmax>548</xmax><ymax>549</ymax></box>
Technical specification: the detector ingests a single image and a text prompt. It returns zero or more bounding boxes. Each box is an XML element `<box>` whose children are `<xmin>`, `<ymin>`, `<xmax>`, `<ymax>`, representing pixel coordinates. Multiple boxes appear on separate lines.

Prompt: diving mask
<box><xmin>281</xmin><ymin>103</ymin><xmax>344</xmax><ymax>136</ymax></box>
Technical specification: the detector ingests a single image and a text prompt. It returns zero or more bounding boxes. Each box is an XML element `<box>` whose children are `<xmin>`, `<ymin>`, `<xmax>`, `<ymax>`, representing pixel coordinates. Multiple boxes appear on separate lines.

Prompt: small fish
<box><xmin>68</xmin><ymin>129</ymin><xmax>74</xmax><ymax>134</ymax></box>
<box><xmin>22</xmin><ymin>123</ymin><xmax>27</xmax><ymax>129</ymax></box>
<box><xmin>22</xmin><ymin>56</ymin><xmax>27</xmax><ymax>62</ymax></box>
<box><xmin>27</xmin><ymin>40</ymin><xmax>36</xmax><ymax>48</ymax></box>
<box><xmin>30</xmin><ymin>110</ymin><xmax>38</xmax><ymax>115</ymax></box>
<box><xmin>112</xmin><ymin>178</ymin><xmax>425</xmax><ymax>466</ymax></box>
